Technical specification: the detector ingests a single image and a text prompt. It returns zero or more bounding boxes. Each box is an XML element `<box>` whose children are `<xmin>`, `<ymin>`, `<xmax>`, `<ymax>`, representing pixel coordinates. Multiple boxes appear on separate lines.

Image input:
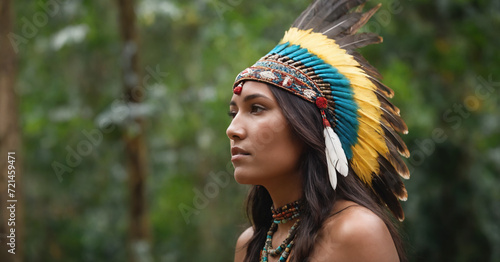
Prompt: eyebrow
<box><xmin>229</xmin><ymin>93</ymin><xmax>272</xmax><ymax>106</ymax></box>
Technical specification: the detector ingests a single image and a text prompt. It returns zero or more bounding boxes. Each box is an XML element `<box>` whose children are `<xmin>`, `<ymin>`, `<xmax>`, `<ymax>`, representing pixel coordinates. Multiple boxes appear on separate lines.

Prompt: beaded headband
<box><xmin>232</xmin><ymin>0</ymin><xmax>410</xmax><ymax>221</ymax></box>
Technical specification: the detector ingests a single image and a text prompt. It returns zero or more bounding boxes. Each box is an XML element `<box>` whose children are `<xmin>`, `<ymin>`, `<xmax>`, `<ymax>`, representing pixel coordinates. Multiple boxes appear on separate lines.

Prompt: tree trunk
<box><xmin>0</xmin><ymin>0</ymin><xmax>23</xmax><ymax>261</ymax></box>
<box><xmin>116</xmin><ymin>1</ymin><xmax>152</xmax><ymax>262</ymax></box>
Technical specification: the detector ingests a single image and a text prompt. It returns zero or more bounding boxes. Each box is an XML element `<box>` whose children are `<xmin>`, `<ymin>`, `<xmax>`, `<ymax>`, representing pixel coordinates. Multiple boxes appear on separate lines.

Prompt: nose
<box><xmin>226</xmin><ymin>114</ymin><xmax>246</xmax><ymax>141</ymax></box>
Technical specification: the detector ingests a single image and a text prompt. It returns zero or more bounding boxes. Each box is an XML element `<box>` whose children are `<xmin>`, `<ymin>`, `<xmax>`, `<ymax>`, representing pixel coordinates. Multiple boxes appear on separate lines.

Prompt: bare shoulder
<box><xmin>310</xmin><ymin>201</ymin><xmax>399</xmax><ymax>262</ymax></box>
<box><xmin>234</xmin><ymin>227</ymin><xmax>254</xmax><ymax>262</ymax></box>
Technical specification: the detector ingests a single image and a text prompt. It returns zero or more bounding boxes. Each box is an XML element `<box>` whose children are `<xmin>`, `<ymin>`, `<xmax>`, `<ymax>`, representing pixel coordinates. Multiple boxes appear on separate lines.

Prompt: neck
<box><xmin>264</xmin><ymin>175</ymin><xmax>303</xmax><ymax>209</ymax></box>
<box><xmin>262</xmin><ymin>173</ymin><xmax>303</xmax><ymax>232</ymax></box>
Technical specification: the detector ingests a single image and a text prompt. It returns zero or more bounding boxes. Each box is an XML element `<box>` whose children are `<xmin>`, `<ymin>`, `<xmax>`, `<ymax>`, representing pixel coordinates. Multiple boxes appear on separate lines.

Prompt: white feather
<box><xmin>324</xmin><ymin>126</ymin><xmax>349</xmax><ymax>190</ymax></box>
<box><xmin>326</xmin><ymin>147</ymin><xmax>338</xmax><ymax>190</ymax></box>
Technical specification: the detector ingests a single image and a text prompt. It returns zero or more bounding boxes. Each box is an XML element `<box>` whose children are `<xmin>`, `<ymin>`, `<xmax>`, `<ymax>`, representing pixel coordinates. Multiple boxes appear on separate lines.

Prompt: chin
<box><xmin>233</xmin><ymin>168</ymin><xmax>258</xmax><ymax>185</ymax></box>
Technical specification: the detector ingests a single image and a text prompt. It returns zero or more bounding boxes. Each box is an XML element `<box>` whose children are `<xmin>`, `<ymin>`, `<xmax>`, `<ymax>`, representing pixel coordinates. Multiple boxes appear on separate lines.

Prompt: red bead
<box><xmin>233</xmin><ymin>84</ymin><xmax>242</xmax><ymax>95</ymax></box>
<box><xmin>323</xmin><ymin>118</ymin><xmax>331</xmax><ymax>127</ymax></box>
<box><xmin>315</xmin><ymin>97</ymin><xmax>328</xmax><ymax>109</ymax></box>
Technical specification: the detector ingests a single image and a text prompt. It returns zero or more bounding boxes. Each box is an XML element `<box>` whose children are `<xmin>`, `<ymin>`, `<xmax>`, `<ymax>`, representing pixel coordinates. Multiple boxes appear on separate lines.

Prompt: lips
<box><xmin>231</xmin><ymin>146</ymin><xmax>251</xmax><ymax>157</ymax></box>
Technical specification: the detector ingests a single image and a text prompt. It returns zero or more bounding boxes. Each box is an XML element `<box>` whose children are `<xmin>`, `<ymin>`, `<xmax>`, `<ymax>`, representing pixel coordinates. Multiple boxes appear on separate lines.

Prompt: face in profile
<box><xmin>226</xmin><ymin>81</ymin><xmax>303</xmax><ymax>187</ymax></box>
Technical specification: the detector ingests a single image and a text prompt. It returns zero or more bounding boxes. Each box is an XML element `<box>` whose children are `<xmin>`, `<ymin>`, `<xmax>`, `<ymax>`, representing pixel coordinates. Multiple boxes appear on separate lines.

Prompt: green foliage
<box><xmin>14</xmin><ymin>0</ymin><xmax>500</xmax><ymax>261</ymax></box>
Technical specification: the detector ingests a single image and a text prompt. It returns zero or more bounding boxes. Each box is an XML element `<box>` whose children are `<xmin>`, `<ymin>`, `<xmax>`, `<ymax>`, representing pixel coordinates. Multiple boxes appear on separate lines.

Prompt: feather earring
<box><xmin>324</xmin><ymin>125</ymin><xmax>349</xmax><ymax>189</ymax></box>
<box><xmin>321</xmin><ymin>107</ymin><xmax>349</xmax><ymax>190</ymax></box>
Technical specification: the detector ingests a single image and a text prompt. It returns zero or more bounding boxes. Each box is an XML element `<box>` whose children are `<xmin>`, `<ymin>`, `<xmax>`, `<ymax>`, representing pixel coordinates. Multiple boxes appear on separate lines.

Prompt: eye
<box><xmin>251</xmin><ymin>104</ymin><xmax>266</xmax><ymax>114</ymax></box>
<box><xmin>228</xmin><ymin>110</ymin><xmax>237</xmax><ymax>118</ymax></box>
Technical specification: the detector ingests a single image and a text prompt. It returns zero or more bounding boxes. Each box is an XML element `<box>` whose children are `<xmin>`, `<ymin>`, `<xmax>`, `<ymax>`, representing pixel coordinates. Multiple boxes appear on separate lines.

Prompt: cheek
<box><xmin>254</xmin><ymin>123</ymin><xmax>303</xmax><ymax>175</ymax></box>
<box><xmin>267</xmin><ymin>137</ymin><xmax>303</xmax><ymax>172</ymax></box>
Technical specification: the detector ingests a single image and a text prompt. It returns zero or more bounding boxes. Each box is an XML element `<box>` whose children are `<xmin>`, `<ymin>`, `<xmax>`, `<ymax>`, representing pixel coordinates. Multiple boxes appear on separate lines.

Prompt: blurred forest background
<box><xmin>0</xmin><ymin>0</ymin><xmax>499</xmax><ymax>261</ymax></box>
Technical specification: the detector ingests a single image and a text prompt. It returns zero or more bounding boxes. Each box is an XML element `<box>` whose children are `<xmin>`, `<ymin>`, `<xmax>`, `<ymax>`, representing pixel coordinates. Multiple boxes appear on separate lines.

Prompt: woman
<box><xmin>228</xmin><ymin>1</ymin><xmax>410</xmax><ymax>261</ymax></box>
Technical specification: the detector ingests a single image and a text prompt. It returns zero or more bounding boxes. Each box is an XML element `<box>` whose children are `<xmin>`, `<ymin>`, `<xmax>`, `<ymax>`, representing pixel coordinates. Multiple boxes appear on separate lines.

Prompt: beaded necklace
<box><xmin>260</xmin><ymin>200</ymin><xmax>302</xmax><ymax>262</ymax></box>
<box><xmin>271</xmin><ymin>200</ymin><xmax>302</xmax><ymax>224</ymax></box>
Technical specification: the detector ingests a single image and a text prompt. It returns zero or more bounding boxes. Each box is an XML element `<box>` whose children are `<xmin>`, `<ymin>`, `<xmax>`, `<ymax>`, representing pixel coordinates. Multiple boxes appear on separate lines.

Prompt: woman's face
<box><xmin>226</xmin><ymin>81</ymin><xmax>303</xmax><ymax>186</ymax></box>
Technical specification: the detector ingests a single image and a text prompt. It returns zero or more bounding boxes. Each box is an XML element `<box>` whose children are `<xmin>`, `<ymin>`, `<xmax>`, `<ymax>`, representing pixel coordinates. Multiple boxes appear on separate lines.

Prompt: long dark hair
<box><xmin>242</xmin><ymin>85</ymin><xmax>407</xmax><ymax>262</ymax></box>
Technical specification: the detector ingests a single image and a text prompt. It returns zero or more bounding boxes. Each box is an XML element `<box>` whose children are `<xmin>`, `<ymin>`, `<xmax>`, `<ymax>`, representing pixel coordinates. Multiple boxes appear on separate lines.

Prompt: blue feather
<box><xmin>288</xmin><ymin>48</ymin><xmax>308</xmax><ymax>59</ymax></box>
<box><xmin>330</xmin><ymin>90</ymin><xmax>355</xmax><ymax>100</ymax></box>
<box><xmin>325</xmin><ymin>111</ymin><xmax>357</xmax><ymax>159</ymax></box>
<box><xmin>318</xmin><ymin>73</ymin><xmax>345</xmax><ymax>79</ymax></box>
<box><xmin>278</xmin><ymin>45</ymin><xmax>301</xmax><ymax>56</ymax></box>
<box><xmin>335</xmin><ymin>119</ymin><xmax>358</xmax><ymax>145</ymax></box>
<box><xmin>304</xmin><ymin>58</ymin><xmax>324</xmax><ymax>67</ymax></box>
<box><xmin>336</xmin><ymin>112</ymin><xmax>358</xmax><ymax>129</ymax></box>
<box><xmin>293</xmin><ymin>52</ymin><xmax>312</xmax><ymax>61</ymax></box>
<box><xmin>334</xmin><ymin>106</ymin><xmax>358</xmax><ymax>120</ymax></box>
<box><xmin>331</xmin><ymin>121</ymin><xmax>354</xmax><ymax>158</ymax></box>
<box><xmin>330</xmin><ymin>85</ymin><xmax>353</xmax><ymax>93</ymax></box>
<box><xmin>336</xmin><ymin>110</ymin><xmax>358</xmax><ymax>130</ymax></box>
<box><xmin>324</xmin><ymin>78</ymin><xmax>351</xmax><ymax>86</ymax></box>
<box><xmin>334</xmin><ymin>98</ymin><xmax>358</xmax><ymax>112</ymax></box>
<box><xmin>312</xmin><ymin>64</ymin><xmax>332</xmax><ymax>71</ymax></box>
<box><xmin>297</xmin><ymin>57</ymin><xmax>318</xmax><ymax>65</ymax></box>
<box><xmin>268</xmin><ymin>43</ymin><xmax>289</xmax><ymax>55</ymax></box>
<box><xmin>314</xmin><ymin>68</ymin><xmax>338</xmax><ymax>75</ymax></box>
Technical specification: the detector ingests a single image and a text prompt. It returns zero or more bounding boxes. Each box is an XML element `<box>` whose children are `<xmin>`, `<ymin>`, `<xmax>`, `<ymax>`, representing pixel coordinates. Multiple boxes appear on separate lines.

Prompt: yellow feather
<box><xmin>350</xmin><ymin>142</ymin><xmax>378</xmax><ymax>184</ymax></box>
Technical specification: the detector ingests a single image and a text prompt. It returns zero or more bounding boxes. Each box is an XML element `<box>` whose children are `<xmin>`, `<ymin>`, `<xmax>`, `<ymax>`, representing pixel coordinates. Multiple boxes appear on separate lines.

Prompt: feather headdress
<box><xmin>233</xmin><ymin>0</ymin><xmax>410</xmax><ymax>221</ymax></box>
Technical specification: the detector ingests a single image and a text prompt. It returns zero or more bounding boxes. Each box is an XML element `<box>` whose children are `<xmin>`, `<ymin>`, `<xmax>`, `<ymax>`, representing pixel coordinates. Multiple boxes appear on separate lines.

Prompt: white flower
<box><xmin>282</xmin><ymin>76</ymin><xmax>293</xmax><ymax>87</ymax></box>
<box><xmin>259</xmin><ymin>71</ymin><xmax>277</xmax><ymax>80</ymax></box>
<box><xmin>303</xmin><ymin>89</ymin><xmax>316</xmax><ymax>99</ymax></box>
